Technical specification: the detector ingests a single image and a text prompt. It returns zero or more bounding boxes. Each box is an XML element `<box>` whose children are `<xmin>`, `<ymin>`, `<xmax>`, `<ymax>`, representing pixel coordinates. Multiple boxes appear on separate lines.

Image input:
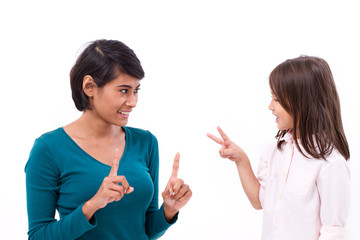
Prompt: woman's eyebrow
<box><xmin>116</xmin><ymin>85</ymin><xmax>131</xmax><ymax>88</ymax></box>
<box><xmin>116</xmin><ymin>84</ymin><xmax>141</xmax><ymax>88</ymax></box>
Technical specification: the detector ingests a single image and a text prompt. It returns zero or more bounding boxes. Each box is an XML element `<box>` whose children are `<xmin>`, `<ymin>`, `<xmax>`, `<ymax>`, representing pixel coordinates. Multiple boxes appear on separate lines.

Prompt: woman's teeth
<box><xmin>118</xmin><ymin>111</ymin><xmax>129</xmax><ymax>115</ymax></box>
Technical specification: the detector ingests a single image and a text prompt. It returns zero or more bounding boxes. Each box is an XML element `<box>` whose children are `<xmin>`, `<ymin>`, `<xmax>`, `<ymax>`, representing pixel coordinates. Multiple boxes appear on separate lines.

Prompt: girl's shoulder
<box><xmin>323</xmin><ymin>147</ymin><xmax>348</xmax><ymax>165</ymax></box>
<box><xmin>317</xmin><ymin>148</ymin><xmax>350</xmax><ymax>180</ymax></box>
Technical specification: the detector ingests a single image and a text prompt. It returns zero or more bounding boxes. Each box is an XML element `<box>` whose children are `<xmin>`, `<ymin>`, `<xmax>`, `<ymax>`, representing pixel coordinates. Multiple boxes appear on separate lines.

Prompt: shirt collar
<box><xmin>280</xmin><ymin>131</ymin><xmax>294</xmax><ymax>143</ymax></box>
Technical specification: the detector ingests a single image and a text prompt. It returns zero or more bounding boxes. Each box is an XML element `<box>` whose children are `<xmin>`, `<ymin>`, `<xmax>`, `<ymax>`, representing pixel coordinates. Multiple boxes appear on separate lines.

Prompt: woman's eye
<box><xmin>120</xmin><ymin>89</ymin><xmax>128</xmax><ymax>94</ymax></box>
<box><xmin>134</xmin><ymin>88</ymin><xmax>140</xmax><ymax>93</ymax></box>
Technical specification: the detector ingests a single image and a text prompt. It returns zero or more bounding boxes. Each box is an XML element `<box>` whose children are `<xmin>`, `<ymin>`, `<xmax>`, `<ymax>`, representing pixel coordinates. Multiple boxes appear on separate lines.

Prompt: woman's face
<box><xmin>90</xmin><ymin>73</ymin><xmax>141</xmax><ymax>126</ymax></box>
<box><xmin>268</xmin><ymin>91</ymin><xmax>294</xmax><ymax>130</ymax></box>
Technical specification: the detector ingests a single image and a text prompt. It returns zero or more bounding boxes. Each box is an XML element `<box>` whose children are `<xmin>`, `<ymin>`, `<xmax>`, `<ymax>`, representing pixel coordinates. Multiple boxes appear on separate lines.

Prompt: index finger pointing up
<box><xmin>109</xmin><ymin>148</ymin><xmax>120</xmax><ymax>177</ymax></box>
<box><xmin>171</xmin><ymin>152</ymin><xmax>180</xmax><ymax>179</ymax></box>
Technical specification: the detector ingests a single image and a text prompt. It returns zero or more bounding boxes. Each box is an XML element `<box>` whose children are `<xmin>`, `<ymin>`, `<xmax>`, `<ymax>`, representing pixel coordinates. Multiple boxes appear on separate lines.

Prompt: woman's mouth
<box><xmin>118</xmin><ymin>110</ymin><xmax>131</xmax><ymax>118</ymax></box>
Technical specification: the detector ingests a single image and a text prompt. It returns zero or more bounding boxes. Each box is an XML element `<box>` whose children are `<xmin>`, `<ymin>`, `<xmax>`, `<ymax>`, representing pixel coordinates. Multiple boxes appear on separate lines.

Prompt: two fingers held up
<box><xmin>207</xmin><ymin>126</ymin><xmax>246</xmax><ymax>162</ymax></box>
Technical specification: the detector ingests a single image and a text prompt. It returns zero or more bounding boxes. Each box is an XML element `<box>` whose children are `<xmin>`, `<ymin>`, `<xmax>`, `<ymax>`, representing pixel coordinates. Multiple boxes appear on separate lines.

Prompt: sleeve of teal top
<box><xmin>145</xmin><ymin>132</ymin><xmax>178</xmax><ymax>239</ymax></box>
<box><xmin>25</xmin><ymin>138</ymin><xmax>96</xmax><ymax>240</ymax></box>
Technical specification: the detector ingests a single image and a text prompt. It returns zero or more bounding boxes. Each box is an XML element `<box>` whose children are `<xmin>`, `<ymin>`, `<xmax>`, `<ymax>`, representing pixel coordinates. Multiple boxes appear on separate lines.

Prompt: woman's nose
<box><xmin>126</xmin><ymin>93</ymin><xmax>137</xmax><ymax>108</ymax></box>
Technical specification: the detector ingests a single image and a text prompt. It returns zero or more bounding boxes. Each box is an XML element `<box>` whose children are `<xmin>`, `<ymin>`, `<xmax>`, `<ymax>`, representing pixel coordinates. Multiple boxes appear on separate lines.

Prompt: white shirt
<box><xmin>257</xmin><ymin>133</ymin><xmax>350</xmax><ymax>240</ymax></box>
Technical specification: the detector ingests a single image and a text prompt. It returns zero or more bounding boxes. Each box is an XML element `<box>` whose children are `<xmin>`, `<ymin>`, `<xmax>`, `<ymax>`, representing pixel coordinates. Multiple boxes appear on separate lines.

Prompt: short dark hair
<box><xmin>269</xmin><ymin>56</ymin><xmax>350</xmax><ymax>160</ymax></box>
<box><xmin>70</xmin><ymin>39</ymin><xmax>145</xmax><ymax>111</ymax></box>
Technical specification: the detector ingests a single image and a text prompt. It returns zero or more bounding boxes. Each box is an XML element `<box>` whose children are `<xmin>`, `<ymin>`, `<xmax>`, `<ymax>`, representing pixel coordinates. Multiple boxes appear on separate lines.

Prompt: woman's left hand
<box><xmin>162</xmin><ymin>152</ymin><xmax>192</xmax><ymax>222</ymax></box>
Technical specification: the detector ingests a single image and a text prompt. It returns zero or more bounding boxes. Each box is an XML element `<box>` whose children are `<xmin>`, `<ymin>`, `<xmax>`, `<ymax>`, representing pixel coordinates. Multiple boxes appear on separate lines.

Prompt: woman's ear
<box><xmin>83</xmin><ymin>75</ymin><xmax>96</xmax><ymax>97</ymax></box>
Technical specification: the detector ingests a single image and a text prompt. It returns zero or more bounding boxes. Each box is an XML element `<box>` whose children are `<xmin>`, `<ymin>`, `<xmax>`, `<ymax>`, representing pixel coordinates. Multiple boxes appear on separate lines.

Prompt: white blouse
<box><xmin>257</xmin><ymin>133</ymin><xmax>350</xmax><ymax>240</ymax></box>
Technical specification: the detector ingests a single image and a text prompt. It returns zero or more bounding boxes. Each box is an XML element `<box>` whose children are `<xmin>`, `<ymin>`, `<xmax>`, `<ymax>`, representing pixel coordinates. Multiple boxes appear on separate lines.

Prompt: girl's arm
<box><xmin>207</xmin><ymin>126</ymin><xmax>261</xmax><ymax>209</ymax></box>
<box><xmin>234</xmin><ymin>154</ymin><xmax>262</xmax><ymax>209</ymax></box>
<box><xmin>317</xmin><ymin>158</ymin><xmax>350</xmax><ymax>240</ymax></box>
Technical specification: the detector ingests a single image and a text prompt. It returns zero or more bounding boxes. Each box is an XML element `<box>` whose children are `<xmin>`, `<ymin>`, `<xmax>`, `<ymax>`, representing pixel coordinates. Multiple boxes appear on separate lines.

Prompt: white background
<box><xmin>1</xmin><ymin>0</ymin><xmax>359</xmax><ymax>239</ymax></box>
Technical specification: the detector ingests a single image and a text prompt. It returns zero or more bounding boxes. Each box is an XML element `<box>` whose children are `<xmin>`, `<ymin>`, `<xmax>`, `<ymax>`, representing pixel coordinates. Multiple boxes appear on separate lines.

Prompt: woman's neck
<box><xmin>65</xmin><ymin>110</ymin><xmax>123</xmax><ymax>139</ymax></box>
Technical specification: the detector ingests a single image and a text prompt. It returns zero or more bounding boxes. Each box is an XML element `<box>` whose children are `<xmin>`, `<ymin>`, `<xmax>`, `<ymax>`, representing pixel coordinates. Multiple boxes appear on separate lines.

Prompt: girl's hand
<box><xmin>82</xmin><ymin>149</ymin><xmax>134</xmax><ymax>220</ymax></box>
<box><xmin>162</xmin><ymin>153</ymin><xmax>192</xmax><ymax>222</ymax></box>
<box><xmin>207</xmin><ymin>126</ymin><xmax>246</xmax><ymax>162</ymax></box>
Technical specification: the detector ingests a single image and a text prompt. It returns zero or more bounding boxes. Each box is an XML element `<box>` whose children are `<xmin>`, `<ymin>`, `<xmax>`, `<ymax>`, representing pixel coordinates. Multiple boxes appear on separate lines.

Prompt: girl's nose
<box><xmin>268</xmin><ymin>100</ymin><xmax>274</xmax><ymax>111</ymax></box>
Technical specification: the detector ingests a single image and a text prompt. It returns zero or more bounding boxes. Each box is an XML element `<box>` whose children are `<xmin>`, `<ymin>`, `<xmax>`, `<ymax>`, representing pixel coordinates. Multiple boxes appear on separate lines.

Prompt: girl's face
<box><xmin>268</xmin><ymin>92</ymin><xmax>294</xmax><ymax>130</ymax></box>
<box><xmin>90</xmin><ymin>74</ymin><xmax>141</xmax><ymax>126</ymax></box>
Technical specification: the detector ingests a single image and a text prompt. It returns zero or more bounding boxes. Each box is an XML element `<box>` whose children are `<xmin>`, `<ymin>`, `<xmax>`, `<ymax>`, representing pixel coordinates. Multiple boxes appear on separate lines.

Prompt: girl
<box><xmin>207</xmin><ymin>56</ymin><xmax>350</xmax><ymax>240</ymax></box>
<box><xmin>25</xmin><ymin>39</ymin><xmax>192</xmax><ymax>240</ymax></box>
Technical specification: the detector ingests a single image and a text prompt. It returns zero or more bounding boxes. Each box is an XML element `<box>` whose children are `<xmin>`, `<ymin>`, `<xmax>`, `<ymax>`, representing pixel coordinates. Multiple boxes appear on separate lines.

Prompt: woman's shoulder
<box><xmin>37</xmin><ymin>127</ymin><xmax>63</xmax><ymax>138</ymax></box>
<box><xmin>26</xmin><ymin>128</ymin><xmax>65</xmax><ymax>172</ymax></box>
<box><xmin>124</xmin><ymin>126</ymin><xmax>157</xmax><ymax>141</ymax></box>
<box><xmin>31</xmin><ymin>127</ymin><xmax>67</xmax><ymax>148</ymax></box>
<box><xmin>32</xmin><ymin>127</ymin><xmax>63</xmax><ymax>144</ymax></box>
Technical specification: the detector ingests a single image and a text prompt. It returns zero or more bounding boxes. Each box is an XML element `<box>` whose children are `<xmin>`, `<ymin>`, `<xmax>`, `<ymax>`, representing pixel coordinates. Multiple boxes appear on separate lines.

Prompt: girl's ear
<box><xmin>82</xmin><ymin>75</ymin><xmax>96</xmax><ymax>97</ymax></box>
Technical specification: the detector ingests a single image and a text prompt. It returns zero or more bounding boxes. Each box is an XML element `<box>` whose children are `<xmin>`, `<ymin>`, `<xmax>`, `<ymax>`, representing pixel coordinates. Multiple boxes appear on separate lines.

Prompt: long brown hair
<box><xmin>269</xmin><ymin>56</ymin><xmax>350</xmax><ymax>160</ymax></box>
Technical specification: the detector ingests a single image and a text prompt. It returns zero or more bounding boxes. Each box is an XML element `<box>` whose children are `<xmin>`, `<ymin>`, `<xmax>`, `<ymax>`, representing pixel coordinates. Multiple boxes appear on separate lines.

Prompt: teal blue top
<box><xmin>25</xmin><ymin>126</ymin><xmax>176</xmax><ymax>240</ymax></box>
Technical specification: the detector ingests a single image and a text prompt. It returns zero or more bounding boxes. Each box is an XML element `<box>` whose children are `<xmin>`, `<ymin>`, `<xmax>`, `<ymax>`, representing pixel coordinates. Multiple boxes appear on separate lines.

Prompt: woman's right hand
<box><xmin>207</xmin><ymin>126</ymin><xmax>246</xmax><ymax>163</ymax></box>
<box><xmin>82</xmin><ymin>149</ymin><xmax>134</xmax><ymax>220</ymax></box>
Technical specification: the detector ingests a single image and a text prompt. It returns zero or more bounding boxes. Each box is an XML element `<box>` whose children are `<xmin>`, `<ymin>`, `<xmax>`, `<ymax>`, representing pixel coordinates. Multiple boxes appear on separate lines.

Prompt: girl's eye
<box><xmin>134</xmin><ymin>88</ymin><xmax>140</xmax><ymax>93</ymax></box>
<box><xmin>120</xmin><ymin>89</ymin><xmax>128</xmax><ymax>94</ymax></box>
<box><xmin>271</xmin><ymin>96</ymin><xmax>278</xmax><ymax>102</ymax></box>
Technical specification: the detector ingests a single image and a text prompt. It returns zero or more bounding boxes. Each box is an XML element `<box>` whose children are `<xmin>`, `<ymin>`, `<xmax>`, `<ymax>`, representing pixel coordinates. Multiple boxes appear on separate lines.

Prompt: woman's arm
<box><xmin>144</xmin><ymin>133</ymin><xmax>175</xmax><ymax>239</ymax></box>
<box><xmin>82</xmin><ymin>148</ymin><xmax>134</xmax><ymax>221</ymax></box>
<box><xmin>25</xmin><ymin>138</ymin><xmax>95</xmax><ymax>240</ymax></box>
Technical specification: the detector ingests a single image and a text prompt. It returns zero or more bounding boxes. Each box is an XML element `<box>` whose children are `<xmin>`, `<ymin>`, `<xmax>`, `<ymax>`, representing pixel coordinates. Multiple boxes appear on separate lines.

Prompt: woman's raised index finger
<box><xmin>171</xmin><ymin>152</ymin><xmax>180</xmax><ymax>179</ymax></box>
<box><xmin>109</xmin><ymin>148</ymin><xmax>120</xmax><ymax>177</ymax></box>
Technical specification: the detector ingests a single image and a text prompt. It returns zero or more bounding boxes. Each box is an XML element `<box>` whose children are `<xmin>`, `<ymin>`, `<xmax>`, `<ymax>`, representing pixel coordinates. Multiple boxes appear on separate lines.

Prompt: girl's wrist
<box><xmin>234</xmin><ymin>154</ymin><xmax>249</xmax><ymax>166</ymax></box>
<box><xmin>234</xmin><ymin>158</ymin><xmax>243</xmax><ymax>166</ymax></box>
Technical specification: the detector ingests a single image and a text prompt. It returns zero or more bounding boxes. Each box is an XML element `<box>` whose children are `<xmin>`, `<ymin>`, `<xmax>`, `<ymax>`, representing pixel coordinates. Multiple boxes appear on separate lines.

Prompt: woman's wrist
<box><xmin>82</xmin><ymin>199</ymin><xmax>98</xmax><ymax>221</ymax></box>
<box><xmin>163</xmin><ymin>203</ymin><xmax>178</xmax><ymax>223</ymax></box>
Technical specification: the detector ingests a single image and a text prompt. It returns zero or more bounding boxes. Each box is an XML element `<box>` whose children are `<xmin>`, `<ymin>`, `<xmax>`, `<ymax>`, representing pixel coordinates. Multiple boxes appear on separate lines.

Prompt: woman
<box><xmin>25</xmin><ymin>39</ymin><xmax>192</xmax><ymax>240</ymax></box>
